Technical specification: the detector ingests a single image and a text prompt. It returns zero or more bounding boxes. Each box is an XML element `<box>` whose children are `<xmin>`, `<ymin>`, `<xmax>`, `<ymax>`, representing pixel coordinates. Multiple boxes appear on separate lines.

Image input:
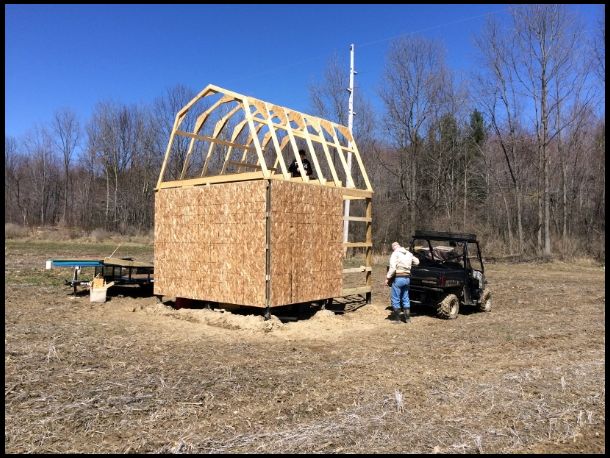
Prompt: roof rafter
<box><xmin>156</xmin><ymin>84</ymin><xmax>373</xmax><ymax>193</ymax></box>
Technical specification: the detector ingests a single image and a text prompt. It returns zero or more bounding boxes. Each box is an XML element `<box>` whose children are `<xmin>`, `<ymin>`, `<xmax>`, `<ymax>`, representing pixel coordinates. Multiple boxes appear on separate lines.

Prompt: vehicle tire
<box><xmin>437</xmin><ymin>294</ymin><xmax>459</xmax><ymax>320</ymax></box>
<box><xmin>477</xmin><ymin>288</ymin><xmax>492</xmax><ymax>312</ymax></box>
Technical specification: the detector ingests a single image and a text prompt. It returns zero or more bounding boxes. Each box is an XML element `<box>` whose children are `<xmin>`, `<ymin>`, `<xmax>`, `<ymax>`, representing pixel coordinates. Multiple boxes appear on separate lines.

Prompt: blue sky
<box><xmin>5</xmin><ymin>4</ymin><xmax>603</xmax><ymax>139</ymax></box>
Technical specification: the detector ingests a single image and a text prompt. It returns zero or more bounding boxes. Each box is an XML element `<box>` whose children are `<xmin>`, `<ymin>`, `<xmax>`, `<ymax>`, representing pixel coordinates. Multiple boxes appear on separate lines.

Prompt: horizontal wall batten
<box><xmin>342</xmin><ymin>266</ymin><xmax>373</xmax><ymax>273</ymax></box>
<box><xmin>156</xmin><ymin>172</ymin><xmax>266</xmax><ymax>189</ymax></box>
<box><xmin>343</xmin><ymin>216</ymin><xmax>372</xmax><ymax>222</ymax></box>
<box><xmin>343</xmin><ymin>242</ymin><xmax>373</xmax><ymax>248</ymax></box>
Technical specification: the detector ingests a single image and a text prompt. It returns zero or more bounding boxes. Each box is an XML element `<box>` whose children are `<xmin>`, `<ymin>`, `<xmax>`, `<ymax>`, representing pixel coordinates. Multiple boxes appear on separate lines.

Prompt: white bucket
<box><xmin>90</xmin><ymin>287</ymin><xmax>107</xmax><ymax>303</ymax></box>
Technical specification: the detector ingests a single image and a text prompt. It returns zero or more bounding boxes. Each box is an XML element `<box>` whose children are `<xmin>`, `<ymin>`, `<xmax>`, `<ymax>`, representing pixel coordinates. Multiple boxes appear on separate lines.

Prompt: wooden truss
<box><xmin>156</xmin><ymin>84</ymin><xmax>373</xmax><ymax>301</ymax></box>
<box><xmin>156</xmin><ymin>84</ymin><xmax>372</xmax><ymax>193</ymax></box>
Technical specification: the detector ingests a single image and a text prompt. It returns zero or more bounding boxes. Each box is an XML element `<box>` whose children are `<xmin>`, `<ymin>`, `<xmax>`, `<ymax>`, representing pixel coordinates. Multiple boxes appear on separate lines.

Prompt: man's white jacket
<box><xmin>387</xmin><ymin>247</ymin><xmax>420</xmax><ymax>279</ymax></box>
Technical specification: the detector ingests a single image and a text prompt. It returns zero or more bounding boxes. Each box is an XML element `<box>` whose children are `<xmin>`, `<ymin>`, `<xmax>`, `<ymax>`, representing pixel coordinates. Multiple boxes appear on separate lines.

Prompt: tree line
<box><xmin>5</xmin><ymin>5</ymin><xmax>605</xmax><ymax>260</ymax></box>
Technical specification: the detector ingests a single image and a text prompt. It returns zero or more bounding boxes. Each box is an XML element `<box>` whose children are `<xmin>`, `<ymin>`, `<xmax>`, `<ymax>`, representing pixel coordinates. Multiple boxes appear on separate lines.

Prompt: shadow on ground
<box><xmin>161</xmin><ymin>295</ymin><xmax>369</xmax><ymax>323</ymax></box>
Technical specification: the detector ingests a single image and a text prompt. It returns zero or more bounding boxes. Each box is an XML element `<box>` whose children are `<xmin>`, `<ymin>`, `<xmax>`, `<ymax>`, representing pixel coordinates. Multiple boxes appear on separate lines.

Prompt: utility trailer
<box><xmin>45</xmin><ymin>257</ymin><xmax>154</xmax><ymax>295</ymax></box>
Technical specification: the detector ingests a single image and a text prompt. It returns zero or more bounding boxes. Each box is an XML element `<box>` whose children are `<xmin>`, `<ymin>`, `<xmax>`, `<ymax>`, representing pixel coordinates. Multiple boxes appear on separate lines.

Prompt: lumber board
<box><xmin>343</xmin><ymin>242</ymin><xmax>373</xmax><ymax>248</ymax></box>
<box><xmin>342</xmin><ymin>266</ymin><xmax>373</xmax><ymax>273</ymax></box>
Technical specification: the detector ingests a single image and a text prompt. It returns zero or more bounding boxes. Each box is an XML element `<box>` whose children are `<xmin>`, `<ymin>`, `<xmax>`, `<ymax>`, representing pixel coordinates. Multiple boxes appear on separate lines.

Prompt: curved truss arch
<box><xmin>156</xmin><ymin>84</ymin><xmax>372</xmax><ymax>195</ymax></box>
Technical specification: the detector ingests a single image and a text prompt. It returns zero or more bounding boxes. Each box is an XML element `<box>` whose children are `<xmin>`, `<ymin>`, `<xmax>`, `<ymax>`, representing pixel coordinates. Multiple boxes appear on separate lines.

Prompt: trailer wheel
<box><xmin>437</xmin><ymin>294</ymin><xmax>459</xmax><ymax>320</ymax></box>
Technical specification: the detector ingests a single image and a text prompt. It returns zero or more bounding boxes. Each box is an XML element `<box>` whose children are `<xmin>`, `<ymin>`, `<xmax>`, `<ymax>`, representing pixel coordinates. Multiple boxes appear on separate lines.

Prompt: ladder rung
<box><xmin>343</xmin><ymin>266</ymin><xmax>373</xmax><ymax>273</ymax></box>
<box><xmin>343</xmin><ymin>216</ymin><xmax>372</xmax><ymax>222</ymax></box>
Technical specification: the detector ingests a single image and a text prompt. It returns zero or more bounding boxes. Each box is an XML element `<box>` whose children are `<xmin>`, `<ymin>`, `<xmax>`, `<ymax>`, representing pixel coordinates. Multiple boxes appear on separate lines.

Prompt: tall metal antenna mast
<box><xmin>343</xmin><ymin>43</ymin><xmax>356</xmax><ymax>248</ymax></box>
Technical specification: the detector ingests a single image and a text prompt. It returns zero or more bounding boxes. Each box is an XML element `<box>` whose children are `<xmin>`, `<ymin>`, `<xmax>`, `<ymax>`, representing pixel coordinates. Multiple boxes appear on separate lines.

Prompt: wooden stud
<box><xmin>181</xmin><ymin>104</ymin><xmax>242</xmax><ymax>179</ymax></box>
<box><xmin>342</xmin><ymin>188</ymin><xmax>374</xmax><ymax>198</ymax></box>
<box><xmin>241</xmin><ymin>97</ymin><xmax>269</xmax><ymax>177</ymax></box>
<box><xmin>250</xmin><ymin>115</ymin><xmax>345</xmax><ymax>146</ymax></box>
<box><xmin>365</xmin><ymin>197</ymin><xmax>373</xmax><ymax>301</ymax></box>
<box><xmin>236</xmin><ymin>101</ymin><xmax>272</xmax><ymax>172</ymax></box>
<box><xmin>175</xmin><ymin>130</ymin><xmax>255</xmax><ymax>152</ymax></box>
<box><xmin>308</xmin><ymin>118</ymin><xmax>341</xmax><ymax>187</ymax></box>
<box><xmin>195</xmin><ymin>104</ymin><xmax>242</xmax><ymax>177</ymax></box>
<box><xmin>343</xmin><ymin>216</ymin><xmax>372</xmax><ymax>222</ymax></box>
<box><xmin>289</xmin><ymin>112</ymin><xmax>325</xmax><ymax>184</ymax></box>
<box><xmin>342</xmin><ymin>266</ymin><xmax>373</xmax><ymax>273</ymax></box>
<box><xmin>179</xmin><ymin>94</ymin><xmax>235</xmax><ymax>178</ymax></box>
<box><xmin>343</xmin><ymin>242</ymin><xmax>373</xmax><ymax>248</ymax></box>
<box><xmin>327</xmin><ymin>123</ymin><xmax>356</xmax><ymax>188</ymax></box>
<box><xmin>262</xmin><ymin>101</ymin><xmax>289</xmax><ymax>179</ymax></box>
<box><xmin>158</xmin><ymin>171</ymin><xmax>266</xmax><ymax>189</ymax></box>
<box><xmin>219</xmin><ymin>119</ymin><xmax>258</xmax><ymax>174</ymax></box>
<box><xmin>192</xmin><ymin>95</ymin><xmax>234</xmax><ymax>137</ymax></box>
<box><xmin>280</xmin><ymin>107</ymin><xmax>309</xmax><ymax>182</ymax></box>
<box><xmin>272</xmin><ymin>135</ymin><xmax>291</xmax><ymax>170</ymax></box>
<box><xmin>237</xmin><ymin>123</ymin><xmax>267</xmax><ymax>173</ymax></box>
<box><xmin>349</xmin><ymin>141</ymin><xmax>373</xmax><ymax>192</ymax></box>
<box><xmin>175</xmin><ymin>85</ymin><xmax>219</xmax><ymax>121</ymax></box>
<box><xmin>157</xmin><ymin>126</ymin><xmax>178</xmax><ymax>189</ymax></box>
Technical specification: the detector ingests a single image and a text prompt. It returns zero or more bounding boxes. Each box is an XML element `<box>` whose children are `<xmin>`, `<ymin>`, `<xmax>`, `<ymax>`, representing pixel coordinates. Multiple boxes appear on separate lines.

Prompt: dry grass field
<box><xmin>5</xmin><ymin>240</ymin><xmax>605</xmax><ymax>453</ymax></box>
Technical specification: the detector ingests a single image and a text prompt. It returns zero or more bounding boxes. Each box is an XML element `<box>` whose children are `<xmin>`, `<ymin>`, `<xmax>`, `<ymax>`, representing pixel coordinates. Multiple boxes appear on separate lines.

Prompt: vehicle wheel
<box><xmin>477</xmin><ymin>289</ymin><xmax>492</xmax><ymax>312</ymax></box>
<box><xmin>437</xmin><ymin>294</ymin><xmax>459</xmax><ymax>319</ymax></box>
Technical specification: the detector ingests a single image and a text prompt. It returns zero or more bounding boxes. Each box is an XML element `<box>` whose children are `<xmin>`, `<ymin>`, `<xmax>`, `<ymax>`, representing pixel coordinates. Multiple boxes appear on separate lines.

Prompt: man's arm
<box><xmin>387</xmin><ymin>252</ymin><xmax>398</xmax><ymax>279</ymax></box>
<box><xmin>305</xmin><ymin>159</ymin><xmax>313</xmax><ymax>176</ymax></box>
<box><xmin>410</xmin><ymin>251</ymin><xmax>420</xmax><ymax>266</ymax></box>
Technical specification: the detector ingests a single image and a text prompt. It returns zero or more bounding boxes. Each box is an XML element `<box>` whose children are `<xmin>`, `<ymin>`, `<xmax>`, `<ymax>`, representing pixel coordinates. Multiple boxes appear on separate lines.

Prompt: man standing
<box><xmin>288</xmin><ymin>149</ymin><xmax>313</xmax><ymax>178</ymax></box>
<box><xmin>385</xmin><ymin>241</ymin><xmax>420</xmax><ymax>323</ymax></box>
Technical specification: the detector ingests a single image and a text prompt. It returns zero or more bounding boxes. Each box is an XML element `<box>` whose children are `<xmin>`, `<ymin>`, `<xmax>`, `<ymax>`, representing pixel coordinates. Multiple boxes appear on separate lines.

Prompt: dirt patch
<box><xmin>145</xmin><ymin>304</ymin><xmax>285</xmax><ymax>333</ymax></box>
<box><xmin>4</xmin><ymin>240</ymin><xmax>605</xmax><ymax>453</ymax></box>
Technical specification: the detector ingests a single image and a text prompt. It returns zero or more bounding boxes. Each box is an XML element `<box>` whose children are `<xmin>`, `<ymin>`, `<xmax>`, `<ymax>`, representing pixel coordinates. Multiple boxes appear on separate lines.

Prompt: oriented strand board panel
<box><xmin>154</xmin><ymin>180</ymin><xmax>267</xmax><ymax>306</ymax></box>
<box><xmin>155</xmin><ymin>179</ymin><xmax>344</xmax><ymax>308</ymax></box>
<box><xmin>269</xmin><ymin>180</ymin><xmax>343</xmax><ymax>306</ymax></box>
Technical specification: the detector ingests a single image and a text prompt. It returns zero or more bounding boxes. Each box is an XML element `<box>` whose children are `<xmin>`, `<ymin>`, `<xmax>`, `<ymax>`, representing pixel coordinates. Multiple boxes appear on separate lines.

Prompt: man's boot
<box><xmin>391</xmin><ymin>308</ymin><xmax>402</xmax><ymax>323</ymax></box>
<box><xmin>403</xmin><ymin>307</ymin><xmax>411</xmax><ymax>323</ymax></box>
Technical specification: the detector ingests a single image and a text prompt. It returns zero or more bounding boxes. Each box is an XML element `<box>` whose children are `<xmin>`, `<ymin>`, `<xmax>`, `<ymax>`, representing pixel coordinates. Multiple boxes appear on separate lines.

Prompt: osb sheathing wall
<box><xmin>154</xmin><ymin>179</ymin><xmax>343</xmax><ymax>307</ymax></box>
<box><xmin>154</xmin><ymin>181</ymin><xmax>267</xmax><ymax>305</ymax></box>
<box><xmin>269</xmin><ymin>180</ymin><xmax>343</xmax><ymax>306</ymax></box>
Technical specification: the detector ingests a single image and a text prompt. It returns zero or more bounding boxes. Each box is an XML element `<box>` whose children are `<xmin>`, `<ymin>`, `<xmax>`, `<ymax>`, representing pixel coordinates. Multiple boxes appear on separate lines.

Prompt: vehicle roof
<box><xmin>411</xmin><ymin>230</ymin><xmax>477</xmax><ymax>242</ymax></box>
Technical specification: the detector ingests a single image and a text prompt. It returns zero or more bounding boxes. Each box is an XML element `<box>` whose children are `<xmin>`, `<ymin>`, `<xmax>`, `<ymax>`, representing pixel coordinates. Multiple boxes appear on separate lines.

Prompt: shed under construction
<box><xmin>154</xmin><ymin>84</ymin><xmax>373</xmax><ymax>314</ymax></box>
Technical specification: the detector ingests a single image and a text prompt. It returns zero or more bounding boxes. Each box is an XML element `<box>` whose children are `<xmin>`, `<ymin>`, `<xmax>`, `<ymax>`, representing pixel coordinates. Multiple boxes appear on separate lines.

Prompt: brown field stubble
<box><xmin>4</xmin><ymin>241</ymin><xmax>605</xmax><ymax>453</ymax></box>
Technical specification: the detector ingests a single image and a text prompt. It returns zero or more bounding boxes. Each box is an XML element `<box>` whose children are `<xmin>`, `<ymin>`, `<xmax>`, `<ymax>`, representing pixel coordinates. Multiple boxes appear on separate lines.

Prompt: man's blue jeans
<box><xmin>391</xmin><ymin>276</ymin><xmax>411</xmax><ymax>311</ymax></box>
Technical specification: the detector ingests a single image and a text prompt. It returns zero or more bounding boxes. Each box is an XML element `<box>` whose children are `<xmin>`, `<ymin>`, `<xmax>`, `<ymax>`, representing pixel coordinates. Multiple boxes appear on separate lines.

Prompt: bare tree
<box><xmin>309</xmin><ymin>52</ymin><xmax>349</xmax><ymax>126</ymax></box>
<box><xmin>379</xmin><ymin>36</ymin><xmax>447</xmax><ymax>229</ymax></box>
<box><xmin>4</xmin><ymin>136</ymin><xmax>26</xmax><ymax>225</ymax></box>
<box><xmin>475</xmin><ymin>17</ymin><xmax>528</xmax><ymax>254</ymax></box>
<box><xmin>593</xmin><ymin>6</ymin><xmax>605</xmax><ymax>84</ymax></box>
<box><xmin>52</xmin><ymin>108</ymin><xmax>80</xmax><ymax>226</ymax></box>
<box><xmin>151</xmin><ymin>85</ymin><xmax>197</xmax><ymax>181</ymax></box>
<box><xmin>22</xmin><ymin>126</ymin><xmax>60</xmax><ymax>226</ymax></box>
<box><xmin>511</xmin><ymin>4</ymin><xmax>586</xmax><ymax>256</ymax></box>
<box><xmin>308</xmin><ymin>51</ymin><xmax>377</xmax><ymax>167</ymax></box>
<box><xmin>3</xmin><ymin>29</ymin><xmax>603</xmax><ymax>261</ymax></box>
